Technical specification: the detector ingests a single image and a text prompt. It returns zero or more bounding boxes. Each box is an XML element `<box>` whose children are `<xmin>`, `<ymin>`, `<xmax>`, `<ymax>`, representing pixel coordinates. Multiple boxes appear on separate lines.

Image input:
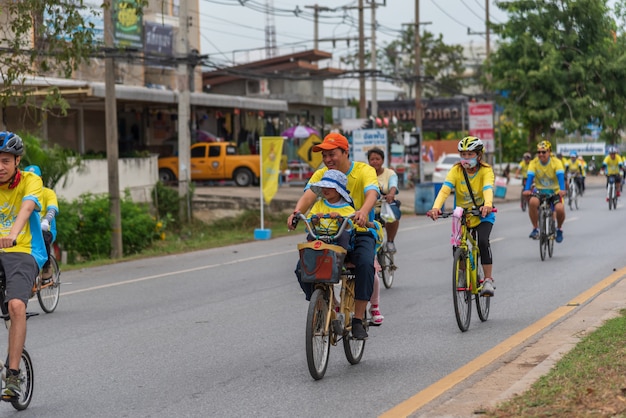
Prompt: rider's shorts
<box><xmin>1</xmin><ymin>252</ymin><xmax>38</xmax><ymax>305</ymax></box>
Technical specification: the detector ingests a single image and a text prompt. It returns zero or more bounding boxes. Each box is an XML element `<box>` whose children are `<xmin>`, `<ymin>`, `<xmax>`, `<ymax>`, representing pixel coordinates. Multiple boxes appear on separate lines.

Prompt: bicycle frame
<box><xmin>440</xmin><ymin>207</ymin><xmax>491</xmax><ymax>332</ymax></box>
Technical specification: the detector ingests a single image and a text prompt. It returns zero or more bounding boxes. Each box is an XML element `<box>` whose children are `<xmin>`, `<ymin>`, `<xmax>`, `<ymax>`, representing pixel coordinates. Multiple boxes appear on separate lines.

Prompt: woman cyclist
<box><xmin>426</xmin><ymin>136</ymin><xmax>496</xmax><ymax>297</ymax></box>
<box><xmin>366</xmin><ymin>148</ymin><xmax>401</xmax><ymax>253</ymax></box>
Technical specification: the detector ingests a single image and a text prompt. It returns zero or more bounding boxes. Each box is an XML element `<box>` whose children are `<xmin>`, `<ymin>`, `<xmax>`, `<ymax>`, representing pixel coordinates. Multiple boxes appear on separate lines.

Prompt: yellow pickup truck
<box><xmin>158</xmin><ymin>142</ymin><xmax>260</xmax><ymax>187</ymax></box>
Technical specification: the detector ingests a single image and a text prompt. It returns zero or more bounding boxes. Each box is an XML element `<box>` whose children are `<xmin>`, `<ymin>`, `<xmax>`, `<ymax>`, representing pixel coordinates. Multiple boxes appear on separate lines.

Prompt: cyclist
<box><xmin>0</xmin><ymin>132</ymin><xmax>47</xmax><ymax>400</ymax></box>
<box><xmin>306</xmin><ymin>169</ymin><xmax>354</xmax><ymax>251</ymax></box>
<box><xmin>426</xmin><ymin>136</ymin><xmax>496</xmax><ymax>297</ymax></box>
<box><xmin>577</xmin><ymin>156</ymin><xmax>587</xmax><ymax>195</ymax></box>
<box><xmin>24</xmin><ymin>165</ymin><xmax>59</xmax><ymax>280</ymax></box>
<box><xmin>288</xmin><ymin>133</ymin><xmax>379</xmax><ymax>340</ymax></box>
<box><xmin>515</xmin><ymin>152</ymin><xmax>533</xmax><ymax>184</ymax></box>
<box><xmin>523</xmin><ymin>140</ymin><xmax>566</xmax><ymax>242</ymax></box>
<box><xmin>602</xmin><ymin>147</ymin><xmax>623</xmax><ymax>198</ymax></box>
<box><xmin>565</xmin><ymin>151</ymin><xmax>584</xmax><ymax>197</ymax></box>
<box><xmin>556</xmin><ymin>152</ymin><xmax>568</xmax><ymax>169</ymax></box>
<box><xmin>366</xmin><ymin>147</ymin><xmax>401</xmax><ymax>254</ymax></box>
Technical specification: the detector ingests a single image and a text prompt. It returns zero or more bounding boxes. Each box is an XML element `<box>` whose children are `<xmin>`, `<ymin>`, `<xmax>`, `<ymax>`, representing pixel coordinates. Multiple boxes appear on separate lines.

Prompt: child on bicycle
<box><xmin>307</xmin><ymin>169</ymin><xmax>385</xmax><ymax>325</ymax></box>
<box><xmin>426</xmin><ymin>136</ymin><xmax>496</xmax><ymax>297</ymax></box>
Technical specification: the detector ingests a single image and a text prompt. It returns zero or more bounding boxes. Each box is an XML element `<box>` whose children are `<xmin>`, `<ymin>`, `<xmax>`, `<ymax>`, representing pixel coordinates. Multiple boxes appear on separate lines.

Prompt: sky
<box><xmin>197</xmin><ymin>0</ymin><xmax>509</xmax><ymax>67</ymax></box>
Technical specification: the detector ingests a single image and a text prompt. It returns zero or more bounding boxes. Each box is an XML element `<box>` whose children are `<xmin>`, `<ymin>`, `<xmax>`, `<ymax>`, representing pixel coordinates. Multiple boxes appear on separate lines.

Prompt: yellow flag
<box><xmin>261</xmin><ymin>136</ymin><xmax>284</xmax><ymax>204</ymax></box>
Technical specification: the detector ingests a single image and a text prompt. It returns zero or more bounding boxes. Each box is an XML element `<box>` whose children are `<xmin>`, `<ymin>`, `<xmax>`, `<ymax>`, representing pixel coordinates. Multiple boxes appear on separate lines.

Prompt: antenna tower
<box><xmin>265</xmin><ymin>0</ymin><xmax>277</xmax><ymax>57</ymax></box>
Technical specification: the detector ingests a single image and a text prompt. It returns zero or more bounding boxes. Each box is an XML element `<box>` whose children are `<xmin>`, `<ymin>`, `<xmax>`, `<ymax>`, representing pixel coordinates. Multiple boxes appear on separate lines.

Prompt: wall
<box><xmin>55</xmin><ymin>155</ymin><xmax>159</xmax><ymax>203</ymax></box>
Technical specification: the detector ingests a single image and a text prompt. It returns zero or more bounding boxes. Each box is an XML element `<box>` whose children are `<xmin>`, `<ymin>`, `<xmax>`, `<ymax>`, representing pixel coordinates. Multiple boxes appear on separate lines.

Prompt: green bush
<box><xmin>153</xmin><ymin>181</ymin><xmax>181</xmax><ymax>224</ymax></box>
<box><xmin>57</xmin><ymin>192</ymin><xmax>158</xmax><ymax>262</ymax></box>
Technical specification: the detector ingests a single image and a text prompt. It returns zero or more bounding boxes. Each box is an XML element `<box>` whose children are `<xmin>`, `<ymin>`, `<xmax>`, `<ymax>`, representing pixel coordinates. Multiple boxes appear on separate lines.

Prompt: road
<box><xmin>9</xmin><ymin>176</ymin><xmax>626</xmax><ymax>417</ymax></box>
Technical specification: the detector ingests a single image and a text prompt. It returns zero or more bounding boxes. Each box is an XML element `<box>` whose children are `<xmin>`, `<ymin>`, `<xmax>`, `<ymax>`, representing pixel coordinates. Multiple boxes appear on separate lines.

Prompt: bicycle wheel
<box><xmin>37</xmin><ymin>255</ymin><xmax>61</xmax><ymax>313</ymax></box>
<box><xmin>520</xmin><ymin>190</ymin><xmax>527</xmax><ymax>212</ymax></box>
<box><xmin>452</xmin><ymin>248</ymin><xmax>471</xmax><ymax>332</ymax></box>
<box><xmin>10</xmin><ymin>349</ymin><xmax>34</xmax><ymax>411</ymax></box>
<box><xmin>378</xmin><ymin>250</ymin><xmax>395</xmax><ymax>289</ymax></box>
<box><xmin>475</xmin><ymin>252</ymin><xmax>490</xmax><ymax>322</ymax></box>
<box><xmin>608</xmin><ymin>184</ymin><xmax>615</xmax><ymax>210</ymax></box>
<box><xmin>539</xmin><ymin>209</ymin><xmax>547</xmax><ymax>261</ymax></box>
<box><xmin>343</xmin><ymin>317</ymin><xmax>366</xmax><ymax>365</ymax></box>
<box><xmin>305</xmin><ymin>288</ymin><xmax>331</xmax><ymax>380</ymax></box>
<box><xmin>548</xmin><ymin>216</ymin><xmax>555</xmax><ymax>258</ymax></box>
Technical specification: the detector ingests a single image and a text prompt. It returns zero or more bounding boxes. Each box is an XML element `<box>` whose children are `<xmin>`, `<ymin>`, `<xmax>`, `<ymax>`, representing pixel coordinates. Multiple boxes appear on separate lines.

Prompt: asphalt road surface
<box><xmin>8</xmin><ymin>176</ymin><xmax>625</xmax><ymax>418</ymax></box>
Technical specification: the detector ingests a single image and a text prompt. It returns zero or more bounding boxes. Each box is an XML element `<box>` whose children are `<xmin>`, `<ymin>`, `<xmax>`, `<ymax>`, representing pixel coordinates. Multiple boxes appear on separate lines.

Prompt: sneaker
<box><xmin>556</xmin><ymin>228</ymin><xmax>563</xmax><ymax>243</ymax></box>
<box><xmin>3</xmin><ymin>371</ymin><xmax>21</xmax><ymax>399</ymax></box>
<box><xmin>369</xmin><ymin>305</ymin><xmax>384</xmax><ymax>325</ymax></box>
<box><xmin>351</xmin><ymin>318</ymin><xmax>368</xmax><ymax>340</ymax></box>
<box><xmin>529</xmin><ymin>228</ymin><xmax>539</xmax><ymax>239</ymax></box>
<box><xmin>480</xmin><ymin>278</ymin><xmax>495</xmax><ymax>297</ymax></box>
<box><xmin>386</xmin><ymin>242</ymin><xmax>397</xmax><ymax>254</ymax></box>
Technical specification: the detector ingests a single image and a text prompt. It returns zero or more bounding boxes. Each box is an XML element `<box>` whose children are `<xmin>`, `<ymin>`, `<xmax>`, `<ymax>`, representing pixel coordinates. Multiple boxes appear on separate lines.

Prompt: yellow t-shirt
<box><xmin>518</xmin><ymin>159</ymin><xmax>531</xmax><ymax>178</ymax></box>
<box><xmin>432</xmin><ymin>163</ymin><xmax>495</xmax><ymax>228</ymax></box>
<box><xmin>307</xmin><ymin>162</ymin><xmax>380</xmax><ymax>233</ymax></box>
<box><xmin>0</xmin><ymin>170</ymin><xmax>47</xmax><ymax>268</ymax></box>
<box><xmin>308</xmin><ymin>199</ymin><xmax>354</xmax><ymax>237</ymax></box>
<box><xmin>527</xmin><ymin>157</ymin><xmax>565</xmax><ymax>193</ymax></box>
<box><xmin>603</xmin><ymin>155</ymin><xmax>623</xmax><ymax>176</ymax></box>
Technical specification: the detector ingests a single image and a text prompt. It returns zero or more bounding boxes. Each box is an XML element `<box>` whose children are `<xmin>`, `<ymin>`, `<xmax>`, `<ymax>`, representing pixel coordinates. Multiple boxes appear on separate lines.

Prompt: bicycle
<box><xmin>607</xmin><ymin>174</ymin><xmax>619</xmax><ymax>210</ymax></box>
<box><xmin>30</xmin><ymin>254</ymin><xmax>61</xmax><ymax>313</ymax></box>
<box><xmin>519</xmin><ymin>177</ymin><xmax>528</xmax><ymax>212</ymax></box>
<box><xmin>374</xmin><ymin>216</ymin><xmax>397</xmax><ymax>289</ymax></box>
<box><xmin>292</xmin><ymin>213</ymin><xmax>369</xmax><ymax>380</ymax></box>
<box><xmin>566</xmin><ymin>172</ymin><xmax>580</xmax><ymax>210</ymax></box>
<box><xmin>438</xmin><ymin>207</ymin><xmax>492</xmax><ymax>332</ymax></box>
<box><xmin>534</xmin><ymin>192</ymin><xmax>559</xmax><ymax>261</ymax></box>
<box><xmin>0</xmin><ymin>254</ymin><xmax>36</xmax><ymax>410</ymax></box>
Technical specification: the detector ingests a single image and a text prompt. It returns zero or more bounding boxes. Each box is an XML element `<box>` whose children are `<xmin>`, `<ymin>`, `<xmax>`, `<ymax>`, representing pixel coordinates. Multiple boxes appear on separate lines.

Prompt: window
<box><xmin>191</xmin><ymin>145</ymin><xmax>206</xmax><ymax>158</ymax></box>
<box><xmin>208</xmin><ymin>146</ymin><xmax>221</xmax><ymax>157</ymax></box>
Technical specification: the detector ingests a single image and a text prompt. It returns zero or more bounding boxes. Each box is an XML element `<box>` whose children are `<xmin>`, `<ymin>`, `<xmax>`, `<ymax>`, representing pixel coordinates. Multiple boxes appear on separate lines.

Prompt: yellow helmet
<box><xmin>537</xmin><ymin>140</ymin><xmax>552</xmax><ymax>152</ymax></box>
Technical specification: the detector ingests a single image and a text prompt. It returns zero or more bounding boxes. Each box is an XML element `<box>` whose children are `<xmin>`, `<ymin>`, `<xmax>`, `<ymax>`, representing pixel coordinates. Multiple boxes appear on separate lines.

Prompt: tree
<box><xmin>486</xmin><ymin>0</ymin><xmax>626</xmax><ymax>147</ymax></box>
<box><xmin>0</xmin><ymin>0</ymin><xmax>101</xmax><ymax>114</ymax></box>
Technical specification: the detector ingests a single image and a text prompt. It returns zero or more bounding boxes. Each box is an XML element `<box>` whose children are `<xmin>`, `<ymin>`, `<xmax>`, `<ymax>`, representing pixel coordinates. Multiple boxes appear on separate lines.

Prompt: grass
<box><xmin>485</xmin><ymin>309</ymin><xmax>626</xmax><ymax>417</ymax></box>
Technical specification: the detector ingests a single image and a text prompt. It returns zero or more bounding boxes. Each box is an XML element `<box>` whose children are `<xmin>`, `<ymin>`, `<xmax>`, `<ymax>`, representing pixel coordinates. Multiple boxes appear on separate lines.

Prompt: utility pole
<box><xmin>485</xmin><ymin>0</ymin><xmax>490</xmax><ymax>58</ymax></box>
<box><xmin>358</xmin><ymin>0</ymin><xmax>366</xmax><ymax>119</ymax></box>
<box><xmin>305</xmin><ymin>4</ymin><xmax>333</xmax><ymax>50</ymax></box>
<box><xmin>369</xmin><ymin>0</ymin><xmax>378</xmax><ymax>120</ymax></box>
<box><xmin>415</xmin><ymin>0</ymin><xmax>423</xmax><ymax>183</ymax></box>
<box><xmin>104</xmin><ymin>1</ymin><xmax>122</xmax><ymax>258</ymax></box>
<box><xmin>177</xmin><ymin>1</ymin><xmax>191</xmax><ymax>222</ymax></box>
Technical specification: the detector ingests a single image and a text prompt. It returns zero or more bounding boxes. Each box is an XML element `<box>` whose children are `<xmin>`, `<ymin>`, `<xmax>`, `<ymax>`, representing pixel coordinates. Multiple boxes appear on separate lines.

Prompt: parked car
<box><xmin>432</xmin><ymin>153</ymin><xmax>461</xmax><ymax>182</ymax></box>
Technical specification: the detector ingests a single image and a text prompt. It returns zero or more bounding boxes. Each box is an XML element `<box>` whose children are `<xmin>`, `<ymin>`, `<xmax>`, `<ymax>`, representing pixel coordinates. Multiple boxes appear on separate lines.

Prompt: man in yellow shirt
<box><xmin>523</xmin><ymin>141</ymin><xmax>566</xmax><ymax>243</ymax></box>
<box><xmin>602</xmin><ymin>147</ymin><xmax>623</xmax><ymax>197</ymax></box>
<box><xmin>288</xmin><ymin>133</ymin><xmax>379</xmax><ymax>340</ymax></box>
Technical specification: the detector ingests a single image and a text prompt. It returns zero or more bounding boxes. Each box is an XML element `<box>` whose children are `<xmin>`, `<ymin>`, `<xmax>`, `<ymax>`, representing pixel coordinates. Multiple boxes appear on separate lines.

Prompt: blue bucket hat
<box><xmin>24</xmin><ymin>165</ymin><xmax>42</xmax><ymax>177</ymax></box>
<box><xmin>309</xmin><ymin>169</ymin><xmax>352</xmax><ymax>204</ymax></box>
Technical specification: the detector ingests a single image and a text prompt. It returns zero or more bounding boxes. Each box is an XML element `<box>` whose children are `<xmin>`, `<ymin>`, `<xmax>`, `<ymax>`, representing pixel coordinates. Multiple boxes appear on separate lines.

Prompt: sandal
<box><xmin>369</xmin><ymin>305</ymin><xmax>384</xmax><ymax>325</ymax></box>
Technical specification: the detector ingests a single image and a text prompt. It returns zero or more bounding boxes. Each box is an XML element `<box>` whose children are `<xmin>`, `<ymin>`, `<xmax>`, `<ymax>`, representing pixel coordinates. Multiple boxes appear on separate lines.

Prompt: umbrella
<box><xmin>281</xmin><ymin>125</ymin><xmax>320</xmax><ymax>139</ymax></box>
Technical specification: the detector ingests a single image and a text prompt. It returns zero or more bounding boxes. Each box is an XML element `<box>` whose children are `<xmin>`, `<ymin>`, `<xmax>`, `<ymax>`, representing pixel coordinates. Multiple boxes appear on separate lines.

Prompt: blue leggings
<box><xmin>296</xmin><ymin>233</ymin><xmax>375</xmax><ymax>301</ymax></box>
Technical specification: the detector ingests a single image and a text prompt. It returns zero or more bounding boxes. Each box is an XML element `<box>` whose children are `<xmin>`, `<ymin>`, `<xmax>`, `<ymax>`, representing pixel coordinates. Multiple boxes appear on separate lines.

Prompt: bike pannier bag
<box><xmin>297</xmin><ymin>240</ymin><xmax>347</xmax><ymax>284</ymax></box>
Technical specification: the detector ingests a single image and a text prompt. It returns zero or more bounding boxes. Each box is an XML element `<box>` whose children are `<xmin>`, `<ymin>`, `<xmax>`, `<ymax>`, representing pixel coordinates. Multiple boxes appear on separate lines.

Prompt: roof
<box><xmin>18</xmin><ymin>76</ymin><xmax>288</xmax><ymax>112</ymax></box>
<box><xmin>202</xmin><ymin>49</ymin><xmax>345</xmax><ymax>86</ymax></box>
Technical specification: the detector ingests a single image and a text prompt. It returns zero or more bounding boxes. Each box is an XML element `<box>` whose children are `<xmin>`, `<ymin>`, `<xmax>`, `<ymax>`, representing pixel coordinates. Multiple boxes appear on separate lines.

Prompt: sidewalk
<box><xmin>194</xmin><ymin>178</ymin><xmax>524</xmax><ymax>214</ymax></box>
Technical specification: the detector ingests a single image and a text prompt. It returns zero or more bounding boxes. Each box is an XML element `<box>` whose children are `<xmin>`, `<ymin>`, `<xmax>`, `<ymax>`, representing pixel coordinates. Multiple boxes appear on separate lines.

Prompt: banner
<box><xmin>261</xmin><ymin>137</ymin><xmax>284</xmax><ymax>204</ymax></box>
<box><xmin>469</xmin><ymin>102</ymin><xmax>495</xmax><ymax>153</ymax></box>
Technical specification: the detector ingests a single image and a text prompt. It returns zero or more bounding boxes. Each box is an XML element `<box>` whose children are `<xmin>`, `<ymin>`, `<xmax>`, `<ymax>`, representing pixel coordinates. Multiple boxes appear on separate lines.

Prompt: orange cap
<box><xmin>312</xmin><ymin>132</ymin><xmax>349</xmax><ymax>152</ymax></box>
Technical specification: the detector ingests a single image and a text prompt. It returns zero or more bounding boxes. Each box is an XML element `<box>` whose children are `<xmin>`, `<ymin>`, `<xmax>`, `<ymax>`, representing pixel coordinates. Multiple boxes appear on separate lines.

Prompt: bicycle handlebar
<box><xmin>437</xmin><ymin>207</ymin><xmax>497</xmax><ymax>219</ymax></box>
<box><xmin>291</xmin><ymin>212</ymin><xmax>355</xmax><ymax>241</ymax></box>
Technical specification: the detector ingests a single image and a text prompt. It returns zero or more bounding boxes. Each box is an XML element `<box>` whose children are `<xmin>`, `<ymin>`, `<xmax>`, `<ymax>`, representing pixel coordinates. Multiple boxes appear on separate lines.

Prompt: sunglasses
<box><xmin>537</xmin><ymin>151</ymin><xmax>548</xmax><ymax>154</ymax></box>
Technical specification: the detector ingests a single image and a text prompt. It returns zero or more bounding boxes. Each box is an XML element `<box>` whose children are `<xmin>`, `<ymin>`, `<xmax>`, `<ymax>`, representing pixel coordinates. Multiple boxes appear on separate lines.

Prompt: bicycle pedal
<box><xmin>331</xmin><ymin>319</ymin><xmax>343</xmax><ymax>335</ymax></box>
<box><xmin>1</xmin><ymin>394</ymin><xmax>17</xmax><ymax>402</ymax></box>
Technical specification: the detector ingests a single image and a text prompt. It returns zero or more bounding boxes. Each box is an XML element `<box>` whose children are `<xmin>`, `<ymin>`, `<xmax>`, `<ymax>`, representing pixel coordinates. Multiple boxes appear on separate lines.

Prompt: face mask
<box><xmin>461</xmin><ymin>158</ymin><xmax>477</xmax><ymax>168</ymax></box>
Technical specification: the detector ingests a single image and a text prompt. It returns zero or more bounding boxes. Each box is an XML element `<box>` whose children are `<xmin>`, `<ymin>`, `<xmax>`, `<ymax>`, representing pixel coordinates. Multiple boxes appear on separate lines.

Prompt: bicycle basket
<box><xmin>298</xmin><ymin>240</ymin><xmax>347</xmax><ymax>284</ymax></box>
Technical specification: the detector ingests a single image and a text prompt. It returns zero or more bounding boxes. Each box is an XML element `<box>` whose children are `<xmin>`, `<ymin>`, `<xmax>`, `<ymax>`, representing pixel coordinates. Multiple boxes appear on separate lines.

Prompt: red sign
<box><xmin>469</xmin><ymin>102</ymin><xmax>494</xmax><ymax>152</ymax></box>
